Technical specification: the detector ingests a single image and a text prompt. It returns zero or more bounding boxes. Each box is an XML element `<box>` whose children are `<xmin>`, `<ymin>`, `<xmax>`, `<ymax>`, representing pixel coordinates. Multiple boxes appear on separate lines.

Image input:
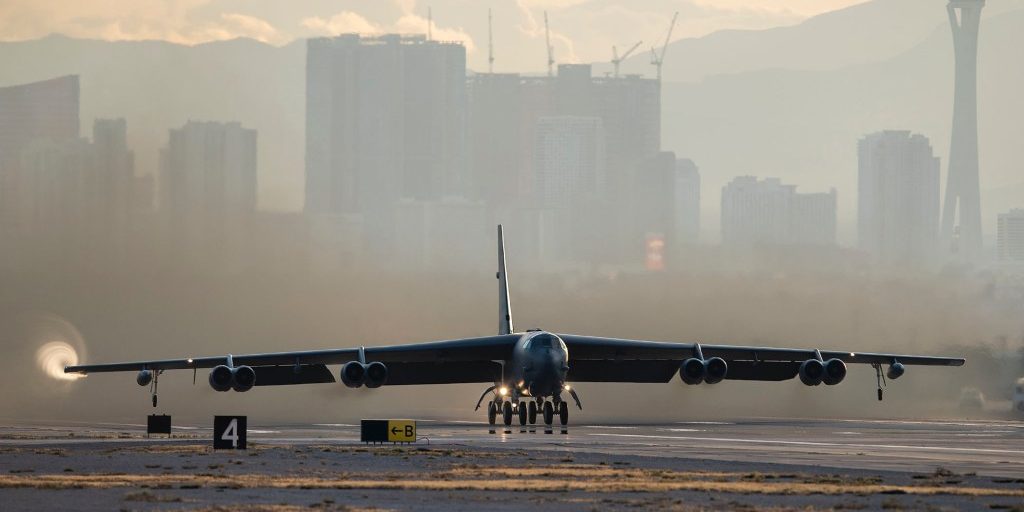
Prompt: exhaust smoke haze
<box><xmin>36</xmin><ymin>341</ymin><xmax>83</xmax><ymax>381</ymax></box>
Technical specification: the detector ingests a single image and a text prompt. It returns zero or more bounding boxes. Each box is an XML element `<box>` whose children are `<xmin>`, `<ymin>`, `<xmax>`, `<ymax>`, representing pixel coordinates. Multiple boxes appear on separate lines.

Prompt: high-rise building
<box><xmin>858</xmin><ymin>131</ymin><xmax>940</xmax><ymax>266</ymax></box>
<box><xmin>534</xmin><ymin>116</ymin><xmax>606</xmax><ymax>207</ymax></box>
<box><xmin>997</xmin><ymin>209</ymin><xmax>1024</xmax><ymax>262</ymax></box>
<box><xmin>159</xmin><ymin>121</ymin><xmax>257</xmax><ymax>268</ymax></box>
<box><xmin>790</xmin><ymin>190</ymin><xmax>837</xmax><ymax>246</ymax></box>
<box><xmin>721</xmin><ymin>176</ymin><xmax>835</xmax><ymax>247</ymax></box>
<box><xmin>394</xmin><ymin>197</ymin><xmax>488</xmax><ymax>269</ymax></box>
<box><xmin>10</xmin><ymin>118</ymin><xmax>145</xmax><ymax>269</ymax></box>
<box><xmin>305</xmin><ymin>34</ymin><xmax>467</xmax><ymax>220</ymax></box>
<box><xmin>941</xmin><ymin>0</ymin><xmax>985</xmax><ymax>261</ymax></box>
<box><xmin>466</xmin><ymin>64</ymin><xmax>659</xmax><ymax>208</ymax></box>
<box><xmin>674</xmin><ymin>158</ymin><xmax>701</xmax><ymax>245</ymax></box>
<box><xmin>633</xmin><ymin>153</ymin><xmax>701</xmax><ymax>259</ymax></box>
<box><xmin>467</xmin><ymin>73</ymin><xmax>531</xmax><ymax>207</ymax></box>
<box><xmin>14</xmin><ymin>137</ymin><xmax>93</xmax><ymax>259</ymax></box>
<box><xmin>0</xmin><ymin>75</ymin><xmax>80</xmax><ymax>227</ymax></box>
<box><xmin>91</xmin><ymin>119</ymin><xmax>137</xmax><ymax>257</ymax></box>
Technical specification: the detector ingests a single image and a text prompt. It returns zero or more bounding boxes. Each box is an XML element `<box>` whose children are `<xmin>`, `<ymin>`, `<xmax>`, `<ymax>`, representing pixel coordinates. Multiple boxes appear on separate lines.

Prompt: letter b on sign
<box><xmin>213</xmin><ymin>416</ymin><xmax>247</xmax><ymax>450</ymax></box>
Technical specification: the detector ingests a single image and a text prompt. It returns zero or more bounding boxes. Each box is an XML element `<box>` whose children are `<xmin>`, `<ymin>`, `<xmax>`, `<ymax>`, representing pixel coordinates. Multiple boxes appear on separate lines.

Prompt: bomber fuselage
<box><xmin>508</xmin><ymin>331</ymin><xmax>568</xmax><ymax>399</ymax></box>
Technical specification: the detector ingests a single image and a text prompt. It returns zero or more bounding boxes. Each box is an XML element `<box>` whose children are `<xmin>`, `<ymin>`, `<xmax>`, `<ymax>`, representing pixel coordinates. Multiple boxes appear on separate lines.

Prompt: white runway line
<box><xmin>586</xmin><ymin>433</ymin><xmax>1024</xmax><ymax>456</ymax></box>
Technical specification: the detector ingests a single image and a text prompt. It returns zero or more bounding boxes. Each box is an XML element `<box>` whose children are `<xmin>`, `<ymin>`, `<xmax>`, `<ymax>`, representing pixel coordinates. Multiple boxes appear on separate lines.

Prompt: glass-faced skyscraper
<box><xmin>304</xmin><ymin>35</ymin><xmax>467</xmax><ymax>219</ymax></box>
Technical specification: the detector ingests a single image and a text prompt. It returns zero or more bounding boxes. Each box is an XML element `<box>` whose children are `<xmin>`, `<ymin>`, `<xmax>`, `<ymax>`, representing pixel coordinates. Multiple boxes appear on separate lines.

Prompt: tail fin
<box><xmin>497</xmin><ymin>225</ymin><xmax>514</xmax><ymax>335</ymax></box>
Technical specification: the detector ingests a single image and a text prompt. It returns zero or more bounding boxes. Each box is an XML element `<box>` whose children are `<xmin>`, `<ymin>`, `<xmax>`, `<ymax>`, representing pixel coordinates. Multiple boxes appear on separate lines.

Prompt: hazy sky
<box><xmin>0</xmin><ymin>0</ymin><xmax>866</xmax><ymax>72</ymax></box>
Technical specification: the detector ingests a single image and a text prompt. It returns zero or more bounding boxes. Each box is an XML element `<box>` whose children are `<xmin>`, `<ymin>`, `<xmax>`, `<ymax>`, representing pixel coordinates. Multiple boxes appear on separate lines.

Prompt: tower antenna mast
<box><xmin>488</xmin><ymin>8</ymin><xmax>495</xmax><ymax>73</ymax></box>
<box><xmin>544</xmin><ymin>11</ymin><xmax>554</xmax><ymax>77</ymax></box>
<box><xmin>650</xmin><ymin>11</ymin><xmax>678</xmax><ymax>81</ymax></box>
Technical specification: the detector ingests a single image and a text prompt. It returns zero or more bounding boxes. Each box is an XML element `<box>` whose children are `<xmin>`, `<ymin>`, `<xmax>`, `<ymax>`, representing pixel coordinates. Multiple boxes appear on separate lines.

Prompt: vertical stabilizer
<box><xmin>497</xmin><ymin>225</ymin><xmax>514</xmax><ymax>335</ymax></box>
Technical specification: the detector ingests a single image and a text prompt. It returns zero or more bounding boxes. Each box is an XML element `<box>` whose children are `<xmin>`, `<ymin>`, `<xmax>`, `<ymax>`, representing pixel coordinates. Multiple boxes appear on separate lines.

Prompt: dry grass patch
<box><xmin>1</xmin><ymin>469</ymin><xmax>1022</xmax><ymax>498</ymax></box>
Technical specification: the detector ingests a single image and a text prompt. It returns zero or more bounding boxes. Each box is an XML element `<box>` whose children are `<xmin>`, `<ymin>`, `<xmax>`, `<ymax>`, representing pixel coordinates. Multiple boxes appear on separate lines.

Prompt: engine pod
<box><xmin>799</xmin><ymin>359</ymin><xmax>825</xmax><ymax>386</ymax></box>
<box><xmin>703</xmin><ymin>357</ymin><xmax>728</xmax><ymax>384</ymax></box>
<box><xmin>340</xmin><ymin>361</ymin><xmax>367</xmax><ymax>388</ymax></box>
<box><xmin>364</xmin><ymin>362</ymin><xmax>388</xmax><ymax>388</ymax></box>
<box><xmin>232</xmin><ymin>365</ymin><xmax>256</xmax><ymax>392</ymax></box>
<box><xmin>209</xmin><ymin>365</ymin><xmax>233</xmax><ymax>392</ymax></box>
<box><xmin>822</xmin><ymin>358</ymin><xmax>847</xmax><ymax>386</ymax></box>
<box><xmin>679</xmin><ymin>358</ymin><xmax>705</xmax><ymax>385</ymax></box>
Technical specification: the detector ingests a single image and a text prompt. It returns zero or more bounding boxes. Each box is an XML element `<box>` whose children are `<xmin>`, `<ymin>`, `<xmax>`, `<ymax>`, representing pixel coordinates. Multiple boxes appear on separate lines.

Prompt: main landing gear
<box><xmin>484</xmin><ymin>398</ymin><xmax>569</xmax><ymax>426</ymax></box>
<box><xmin>478</xmin><ymin>386</ymin><xmax>581</xmax><ymax>427</ymax></box>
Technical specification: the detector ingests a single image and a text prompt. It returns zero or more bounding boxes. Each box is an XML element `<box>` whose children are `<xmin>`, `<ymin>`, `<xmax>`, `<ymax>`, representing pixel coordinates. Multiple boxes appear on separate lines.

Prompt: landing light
<box><xmin>187</xmin><ymin>358</ymin><xmax>194</xmax><ymax>364</ymax></box>
<box><xmin>564</xmin><ymin>384</ymin><xmax>571</xmax><ymax>391</ymax></box>
<box><xmin>499</xmin><ymin>387</ymin><xmax>509</xmax><ymax>396</ymax></box>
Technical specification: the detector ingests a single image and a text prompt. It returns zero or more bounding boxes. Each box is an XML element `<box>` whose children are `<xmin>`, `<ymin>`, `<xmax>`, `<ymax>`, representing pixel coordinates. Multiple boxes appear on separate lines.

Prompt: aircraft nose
<box><xmin>548</xmin><ymin>350</ymin><xmax>567</xmax><ymax>372</ymax></box>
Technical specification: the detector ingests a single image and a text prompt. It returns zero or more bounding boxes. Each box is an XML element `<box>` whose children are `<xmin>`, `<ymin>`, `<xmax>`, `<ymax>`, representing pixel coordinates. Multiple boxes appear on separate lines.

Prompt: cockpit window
<box><xmin>527</xmin><ymin>333</ymin><xmax>562</xmax><ymax>350</ymax></box>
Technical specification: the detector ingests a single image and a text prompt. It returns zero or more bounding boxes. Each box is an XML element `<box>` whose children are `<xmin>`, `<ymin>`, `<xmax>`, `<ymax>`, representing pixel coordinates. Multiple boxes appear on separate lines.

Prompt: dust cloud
<box><xmin>1</xmin><ymin>244</ymin><xmax>1020</xmax><ymax>425</ymax></box>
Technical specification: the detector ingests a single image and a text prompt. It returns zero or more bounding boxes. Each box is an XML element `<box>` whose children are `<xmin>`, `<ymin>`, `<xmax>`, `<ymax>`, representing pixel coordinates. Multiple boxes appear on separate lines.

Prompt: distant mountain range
<box><xmin>1</xmin><ymin>0</ymin><xmax>1022</xmax><ymax>243</ymax></box>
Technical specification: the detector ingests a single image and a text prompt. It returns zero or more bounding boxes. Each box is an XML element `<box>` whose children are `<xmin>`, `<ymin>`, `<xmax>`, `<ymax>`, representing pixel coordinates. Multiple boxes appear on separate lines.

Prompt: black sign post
<box><xmin>147</xmin><ymin>415</ymin><xmax>171</xmax><ymax>437</ymax></box>
<box><xmin>213</xmin><ymin>415</ymin><xmax>247</xmax><ymax>450</ymax></box>
<box><xmin>361</xmin><ymin>419</ymin><xmax>416</xmax><ymax>443</ymax></box>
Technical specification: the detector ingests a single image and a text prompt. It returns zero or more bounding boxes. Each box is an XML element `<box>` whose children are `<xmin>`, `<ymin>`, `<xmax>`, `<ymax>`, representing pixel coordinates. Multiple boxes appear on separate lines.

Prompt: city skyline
<box><xmin>0</xmin><ymin>0</ymin><xmax>1020</xmax><ymax>270</ymax></box>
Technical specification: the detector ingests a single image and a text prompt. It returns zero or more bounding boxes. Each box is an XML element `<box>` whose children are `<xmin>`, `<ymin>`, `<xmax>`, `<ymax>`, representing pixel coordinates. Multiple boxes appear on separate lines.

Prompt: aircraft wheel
<box><xmin>502</xmin><ymin>401</ymin><xmax>513</xmax><ymax>426</ymax></box>
<box><xmin>518</xmin><ymin>402</ymin><xmax>528</xmax><ymax>425</ymax></box>
<box><xmin>487</xmin><ymin>401</ymin><xmax>496</xmax><ymax>425</ymax></box>
<box><xmin>558</xmin><ymin>401</ymin><xmax>569</xmax><ymax>425</ymax></box>
<box><xmin>528</xmin><ymin>401</ymin><xmax>537</xmax><ymax>424</ymax></box>
<box><xmin>543</xmin><ymin>401</ymin><xmax>554</xmax><ymax>425</ymax></box>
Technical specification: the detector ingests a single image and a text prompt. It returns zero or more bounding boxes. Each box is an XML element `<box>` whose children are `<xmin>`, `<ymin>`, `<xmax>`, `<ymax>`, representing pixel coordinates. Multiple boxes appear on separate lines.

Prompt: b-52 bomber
<box><xmin>66</xmin><ymin>226</ymin><xmax>965</xmax><ymax>426</ymax></box>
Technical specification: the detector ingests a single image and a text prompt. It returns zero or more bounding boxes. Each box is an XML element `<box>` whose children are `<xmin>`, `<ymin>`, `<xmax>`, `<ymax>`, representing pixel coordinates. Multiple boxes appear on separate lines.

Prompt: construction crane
<box><xmin>427</xmin><ymin>7</ymin><xmax>433</xmax><ymax>41</ymax></box>
<box><xmin>544</xmin><ymin>11</ymin><xmax>554</xmax><ymax>77</ymax></box>
<box><xmin>650</xmin><ymin>11</ymin><xmax>678</xmax><ymax>81</ymax></box>
<box><xmin>488</xmin><ymin>8</ymin><xmax>494</xmax><ymax>73</ymax></box>
<box><xmin>611</xmin><ymin>40</ymin><xmax>642</xmax><ymax>78</ymax></box>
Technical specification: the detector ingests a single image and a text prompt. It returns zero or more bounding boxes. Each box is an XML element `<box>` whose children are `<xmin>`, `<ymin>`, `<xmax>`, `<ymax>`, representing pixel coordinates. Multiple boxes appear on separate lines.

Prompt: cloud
<box><xmin>514</xmin><ymin>0</ymin><xmax>579</xmax><ymax>65</ymax></box>
<box><xmin>217</xmin><ymin>13</ymin><xmax>286</xmax><ymax>45</ymax></box>
<box><xmin>301</xmin><ymin>1</ymin><xmax>476</xmax><ymax>55</ymax></box>
<box><xmin>0</xmin><ymin>0</ymin><xmax>866</xmax><ymax>66</ymax></box>
<box><xmin>0</xmin><ymin>0</ymin><xmax>285</xmax><ymax>46</ymax></box>
<box><xmin>301</xmin><ymin>11</ymin><xmax>381</xmax><ymax>36</ymax></box>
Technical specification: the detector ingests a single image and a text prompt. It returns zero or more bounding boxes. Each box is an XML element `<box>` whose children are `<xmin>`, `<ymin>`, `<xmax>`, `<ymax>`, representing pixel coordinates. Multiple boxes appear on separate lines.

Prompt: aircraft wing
<box><xmin>64</xmin><ymin>335</ymin><xmax>520</xmax><ymax>386</ymax></box>
<box><xmin>559</xmin><ymin>334</ymin><xmax>965</xmax><ymax>383</ymax></box>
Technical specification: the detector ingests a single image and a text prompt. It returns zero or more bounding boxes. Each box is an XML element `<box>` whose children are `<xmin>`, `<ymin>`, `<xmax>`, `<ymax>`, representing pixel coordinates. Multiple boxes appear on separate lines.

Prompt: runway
<box><xmin>3</xmin><ymin>416</ymin><xmax>1022</xmax><ymax>477</ymax></box>
<box><xmin>2</xmin><ymin>417</ymin><xmax>1024</xmax><ymax>511</ymax></box>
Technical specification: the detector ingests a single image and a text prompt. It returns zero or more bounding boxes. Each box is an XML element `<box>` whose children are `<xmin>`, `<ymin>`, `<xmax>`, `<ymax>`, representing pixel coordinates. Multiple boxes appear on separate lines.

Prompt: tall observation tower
<box><xmin>941</xmin><ymin>0</ymin><xmax>985</xmax><ymax>261</ymax></box>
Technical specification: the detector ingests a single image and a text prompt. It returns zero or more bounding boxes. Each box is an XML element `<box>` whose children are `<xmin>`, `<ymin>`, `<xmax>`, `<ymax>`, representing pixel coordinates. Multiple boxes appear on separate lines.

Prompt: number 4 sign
<box><xmin>213</xmin><ymin>416</ymin><xmax>247</xmax><ymax>450</ymax></box>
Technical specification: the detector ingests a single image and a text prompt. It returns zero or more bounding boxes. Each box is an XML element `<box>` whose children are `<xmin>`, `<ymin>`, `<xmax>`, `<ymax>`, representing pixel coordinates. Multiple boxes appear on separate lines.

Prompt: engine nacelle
<box><xmin>209</xmin><ymin>365</ymin><xmax>233</xmax><ymax>392</ymax></box>
<box><xmin>886</xmin><ymin>362</ymin><xmax>905</xmax><ymax>380</ymax></box>
<box><xmin>232</xmin><ymin>365</ymin><xmax>256</xmax><ymax>392</ymax></box>
<box><xmin>679</xmin><ymin>358</ymin><xmax>705</xmax><ymax>385</ymax></box>
<box><xmin>799</xmin><ymin>359</ymin><xmax>825</xmax><ymax>386</ymax></box>
<box><xmin>340</xmin><ymin>361</ymin><xmax>367</xmax><ymax>388</ymax></box>
<box><xmin>704</xmin><ymin>357</ymin><xmax>728</xmax><ymax>384</ymax></box>
<box><xmin>136</xmin><ymin>369</ymin><xmax>153</xmax><ymax>387</ymax></box>
<box><xmin>364</xmin><ymin>361</ymin><xmax>388</xmax><ymax>389</ymax></box>
<box><xmin>822</xmin><ymin>358</ymin><xmax>847</xmax><ymax>386</ymax></box>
